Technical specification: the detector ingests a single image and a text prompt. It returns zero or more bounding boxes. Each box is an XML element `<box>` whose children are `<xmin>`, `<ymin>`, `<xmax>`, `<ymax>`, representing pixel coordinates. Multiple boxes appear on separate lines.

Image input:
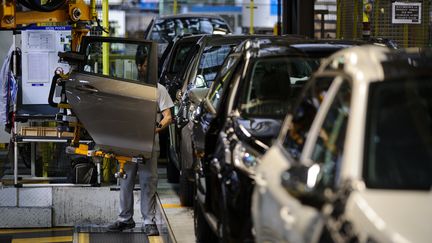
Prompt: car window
<box><xmin>283</xmin><ymin>77</ymin><xmax>333</xmax><ymax>160</ymax></box>
<box><xmin>194</xmin><ymin>44</ymin><xmax>234</xmax><ymax>88</ymax></box>
<box><xmin>82</xmin><ymin>40</ymin><xmax>156</xmax><ymax>85</ymax></box>
<box><xmin>209</xmin><ymin>55</ymin><xmax>241</xmax><ymax>111</ymax></box>
<box><xmin>239</xmin><ymin>57</ymin><xmax>316</xmax><ymax>118</ymax></box>
<box><xmin>310</xmin><ymin>81</ymin><xmax>351</xmax><ymax>188</ymax></box>
<box><xmin>149</xmin><ymin>17</ymin><xmax>230</xmax><ymax>43</ymax></box>
<box><xmin>169</xmin><ymin>42</ymin><xmax>194</xmax><ymax>74</ymax></box>
<box><xmin>364</xmin><ymin>77</ymin><xmax>432</xmax><ymax>190</ymax></box>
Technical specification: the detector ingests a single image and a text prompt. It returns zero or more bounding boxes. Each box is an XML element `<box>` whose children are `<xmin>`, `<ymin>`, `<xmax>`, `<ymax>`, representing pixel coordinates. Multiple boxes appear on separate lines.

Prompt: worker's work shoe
<box><xmin>143</xmin><ymin>224</ymin><xmax>159</xmax><ymax>236</ymax></box>
<box><xmin>107</xmin><ymin>220</ymin><xmax>135</xmax><ymax>232</ymax></box>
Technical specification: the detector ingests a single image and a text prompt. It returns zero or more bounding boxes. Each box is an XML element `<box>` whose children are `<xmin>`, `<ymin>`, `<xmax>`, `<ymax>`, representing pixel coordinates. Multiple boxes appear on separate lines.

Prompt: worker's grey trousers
<box><xmin>117</xmin><ymin>148</ymin><xmax>158</xmax><ymax>225</ymax></box>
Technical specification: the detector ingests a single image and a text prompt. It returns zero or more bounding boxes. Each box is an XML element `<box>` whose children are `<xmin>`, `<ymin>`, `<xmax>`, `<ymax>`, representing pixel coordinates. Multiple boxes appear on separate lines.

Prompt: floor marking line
<box><xmin>11</xmin><ymin>236</ymin><xmax>72</xmax><ymax>243</ymax></box>
<box><xmin>161</xmin><ymin>203</ymin><xmax>183</xmax><ymax>208</ymax></box>
<box><xmin>78</xmin><ymin>233</ymin><xmax>89</xmax><ymax>243</ymax></box>
<box><xmin>148</xmin><ymin>236</ymin><xmax>163</xmax><ymax>243</ymax></box>
<box><xmin>0</xmin><ymin>228</ymin><xmax>73</xmax><ymax>235</ymax></box>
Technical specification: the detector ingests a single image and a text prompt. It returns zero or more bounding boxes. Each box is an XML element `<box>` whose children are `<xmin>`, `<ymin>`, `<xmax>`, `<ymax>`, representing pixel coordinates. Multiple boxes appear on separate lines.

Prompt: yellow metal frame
<box><xmin>0</xmin><ymin>0</ymin><xmax>97</xmax><ymax>51</ymax></box>
<box><xmin>173</xmin><ymin>0</ymin><xmax>178</xmax><ymax>15</ymax></box>
<box><xmin>71</xmin><ymin>144</ymin><xmax>135</xmax><ymax>180</ymax></box>
<box><xmin>102</xmin><ymin>0</ymin><xmax>109</xmax><ymax>75</ymax></box>
<box><xmin>1</xmin><ymin>0</ymin><xmax>95</xmax><ymax>28</ymax></box>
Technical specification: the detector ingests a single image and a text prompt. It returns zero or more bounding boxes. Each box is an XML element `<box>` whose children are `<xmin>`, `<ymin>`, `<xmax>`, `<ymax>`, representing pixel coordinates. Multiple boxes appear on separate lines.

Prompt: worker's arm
<box><xmin>156</xmin><ymin>108</ymin><xmax>172</xmax><ymax>133</ymax></box>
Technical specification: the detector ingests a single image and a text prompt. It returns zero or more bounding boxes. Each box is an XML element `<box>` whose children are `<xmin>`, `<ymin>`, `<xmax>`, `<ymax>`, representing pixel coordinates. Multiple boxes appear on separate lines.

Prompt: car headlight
<box><xmin>233</xmin><ymin>143</ymin><xmax>259</xmax><ymax>176</ymax></box>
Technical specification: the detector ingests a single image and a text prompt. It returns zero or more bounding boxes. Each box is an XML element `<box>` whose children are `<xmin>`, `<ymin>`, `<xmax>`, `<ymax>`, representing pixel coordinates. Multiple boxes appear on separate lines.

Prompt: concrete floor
<box><xmin>0</xmin><ymin>164</ymin><xmax>196</xmax><ymax>243</ymax></box>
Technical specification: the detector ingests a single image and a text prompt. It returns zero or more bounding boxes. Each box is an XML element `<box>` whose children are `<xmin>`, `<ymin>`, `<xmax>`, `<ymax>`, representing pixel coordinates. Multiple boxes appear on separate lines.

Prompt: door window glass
<box><xmin>83</xmin><ymin>40</ymin><xmax>155</xmax><ymax>85</ymax></box>
<box><xmin>364</xmin><ymin>78</ymin><xmax>432</xmax><ymax>190</ymax></box>
<box><xmin>169</xmin><ymin>43</ymin><xmax>194</xmax><ymax>74</ymax></box>
<box><xmin>194</xmin><ymin>44</ymin><xmax>234</xmax><ymax>88</ymax></box>
<box><xmin>283</xmin><ymin>77</ymin><xmax>333</xmax><ymax>160</ymax></box>
<box><xmin>149</xmin><ymin>17</ymin><xmax>230</xmax><ymax>43</ymax></box>
<box><xmin>310</xmin><ymin>81</ymin><xmax>351</xmax><ymax>188</ymax></box>
<box><xmin>209</xmin><ymin>55</ymin><xmax>240</xmax><ymax>111</ymax></box>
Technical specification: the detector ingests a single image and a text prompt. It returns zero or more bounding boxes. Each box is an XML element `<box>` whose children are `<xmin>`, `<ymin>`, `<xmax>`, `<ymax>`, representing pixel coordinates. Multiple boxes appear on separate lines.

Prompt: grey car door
<box><xmin>66</xmin><ymin>37</ymin><xmax>158</xmax><ymax>159</ymax></box>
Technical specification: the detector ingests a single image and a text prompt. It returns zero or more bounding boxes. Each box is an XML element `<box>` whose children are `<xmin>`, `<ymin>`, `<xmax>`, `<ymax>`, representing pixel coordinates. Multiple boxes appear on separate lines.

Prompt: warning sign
<box><xmin>392</xmin><ymin>2</ymin><xmax>422</xmax><ymax>24</ymax></box>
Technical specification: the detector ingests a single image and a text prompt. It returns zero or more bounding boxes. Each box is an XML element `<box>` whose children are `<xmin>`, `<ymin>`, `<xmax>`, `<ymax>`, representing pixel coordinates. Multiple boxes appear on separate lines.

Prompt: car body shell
<box><xmin>253</xmin><ymin>46</ymin><xmax>432</xmax><ymax>243</ymax></box>
<box><xmin>192</xmin><ymin>38</ymin><xmax>376</xmax><ymax>242</ymax></box>
<box><xmin>167</xmin><ymin>34</ymin><xmax>265</xmax><ymax>206</ymax></box>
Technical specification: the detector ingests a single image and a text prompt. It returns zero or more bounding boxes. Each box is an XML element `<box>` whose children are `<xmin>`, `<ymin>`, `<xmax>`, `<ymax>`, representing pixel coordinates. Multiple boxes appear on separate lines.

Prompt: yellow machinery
<box><xmin>67</xmin><ymin>144</ymin><xmax>140</xmax><ymax>179</ymax></box>
<box><xmin>1</xmin><ymin>0</ymin><xmax>133</xmax><ymax>181</ymax></box>
<box><xmin>0</xmin><ymin>0</ymin><xmax>97</xmax><ymax>51</ymax></box>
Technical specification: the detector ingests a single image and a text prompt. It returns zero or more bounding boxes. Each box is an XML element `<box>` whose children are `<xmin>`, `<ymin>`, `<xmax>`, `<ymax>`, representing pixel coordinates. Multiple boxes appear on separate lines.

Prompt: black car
<box><xmin>158</xmin><ymin>34</ymin><xmax>203</xmax><ymax>100</ymax></box>
<box><xmin>145</xmin><ymin>14</ymin><xmax>232</xmax><ymax>58</ymax></box>
<box><xmin>167</xmin><ymin>34</ymin><xmax>272</xmax><ymax>206</ymax></box>
<box><xmin>191</xmin><ymin>38</ymin><xmax>370</xmax><ymax>242</ymax></box>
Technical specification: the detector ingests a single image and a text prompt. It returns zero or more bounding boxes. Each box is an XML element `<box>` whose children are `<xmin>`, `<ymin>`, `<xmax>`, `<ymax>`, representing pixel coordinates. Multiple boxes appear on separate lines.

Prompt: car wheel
<box><xmin>179</xmin><ymin>171</ymin><xmax>194</xmax><ymax>206</ymax></box>
<box><xmin>194</xmin><ymin>201</ymin><xmax>217</xmax><ymax>243</ymax></box>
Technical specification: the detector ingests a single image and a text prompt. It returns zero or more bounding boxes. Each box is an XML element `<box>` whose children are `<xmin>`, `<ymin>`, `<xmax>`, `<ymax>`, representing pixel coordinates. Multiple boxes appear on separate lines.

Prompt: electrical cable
<box><xmin>95</xmin><ymin>18</ymin><xmax>110</xmax><ymax>34</ymax></box>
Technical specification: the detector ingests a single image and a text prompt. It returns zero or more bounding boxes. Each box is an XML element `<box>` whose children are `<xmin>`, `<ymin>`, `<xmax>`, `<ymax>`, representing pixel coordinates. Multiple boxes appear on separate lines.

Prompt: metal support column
<box><xmin>249</xmin><ymin>0</ymin><xmax>255</xmax><ymax>34</ymax></box>
<box><xmin>276</xmin><ymin>0</ymin><xmax>282</xmax><ymax>35</ymax></box>
<box><xmin>282</xmin><ymin>0</ymin><xmax>315</xmax><ymax>38</ymax></box>
<box><xmin>102</xmin><ymin>0</ymin><xmax>109</xmax><ymax>76</ymax></box>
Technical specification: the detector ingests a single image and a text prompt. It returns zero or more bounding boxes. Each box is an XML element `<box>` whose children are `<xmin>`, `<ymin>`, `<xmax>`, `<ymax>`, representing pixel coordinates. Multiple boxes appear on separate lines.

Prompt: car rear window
<box><xmin>149</xmin><ymin>17</ymin><xmax>231</xmax><ymax>43</ymax></box>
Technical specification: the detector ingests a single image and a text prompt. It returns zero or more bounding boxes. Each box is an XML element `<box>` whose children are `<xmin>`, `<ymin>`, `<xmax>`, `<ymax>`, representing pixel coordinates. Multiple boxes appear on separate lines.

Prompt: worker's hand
<box><xmin>155</xmin><ymin>127</ymin><xmax>162</xmax><ymax>133</ymax></box>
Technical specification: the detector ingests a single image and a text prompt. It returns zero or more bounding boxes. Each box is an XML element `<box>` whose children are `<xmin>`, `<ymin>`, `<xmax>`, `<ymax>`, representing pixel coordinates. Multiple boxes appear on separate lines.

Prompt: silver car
<box><xmin>253</xmin><ymin>46</ymin><xmax>432</xmax><ymax>243</ymax></box>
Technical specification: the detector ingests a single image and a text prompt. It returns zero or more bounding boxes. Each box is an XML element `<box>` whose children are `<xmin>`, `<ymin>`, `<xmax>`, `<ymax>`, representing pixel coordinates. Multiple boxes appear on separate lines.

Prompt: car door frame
<box><xmin>287</xmin><ymin>72</ymin><xmax>354</xmax><ymax>243</ymax></box>
<box><xmin>67</xmin><ymin>36</ymin><xmax>159</xmax><ymax>158</ymax></box>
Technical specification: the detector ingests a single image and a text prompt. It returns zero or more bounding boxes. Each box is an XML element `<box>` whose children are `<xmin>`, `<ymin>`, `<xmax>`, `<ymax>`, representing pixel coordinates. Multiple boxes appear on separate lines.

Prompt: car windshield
<box><xmin>149</xmin><ymin>17</ymin><xmax>230</xmax><ymax>43</ymax></box>
<box><xmin>194</xmin><ymin>44</ymin><xmax>233</xmax><ymax>88</ymax></box>
<box><xmin>364</xmin><ymin>78</ymin><xmax>432</xmax><ymax>190</ymax></box>
<box><xmin>239</xmin><ymin>57</ymin><xmax>318</xmax><ymax>117</ymax></box>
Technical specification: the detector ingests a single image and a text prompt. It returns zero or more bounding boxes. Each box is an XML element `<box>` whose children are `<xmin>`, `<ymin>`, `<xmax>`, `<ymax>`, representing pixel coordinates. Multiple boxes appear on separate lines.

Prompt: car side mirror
<box><xmin>188</xmin><ymin>87</ymin><xmax>210</xmax><ymax>105</ymax></box>
<box><xmin>281</xmin><ymin>163</ymin><xmax>326</xmax><ymax>209</ymax></box>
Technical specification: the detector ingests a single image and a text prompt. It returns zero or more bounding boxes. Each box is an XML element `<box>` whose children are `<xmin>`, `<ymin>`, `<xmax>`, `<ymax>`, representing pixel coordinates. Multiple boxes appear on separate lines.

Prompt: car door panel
<box><xmin>66</xmin><ymin>72</ymin><xmax>157</xmax><ymax>158</ymax></box>
<box><xmin>66</xmin><ymin>37</ymin><xmax>158</xmax><ymax>158</ymax></box>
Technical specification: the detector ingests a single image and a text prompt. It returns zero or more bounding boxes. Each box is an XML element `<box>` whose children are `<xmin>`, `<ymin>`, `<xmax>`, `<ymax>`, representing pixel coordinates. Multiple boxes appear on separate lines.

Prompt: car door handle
<box><xmin>75</xmin><ymin>84</ymin><xmax>99</xmax><ymax>93</ymax></box>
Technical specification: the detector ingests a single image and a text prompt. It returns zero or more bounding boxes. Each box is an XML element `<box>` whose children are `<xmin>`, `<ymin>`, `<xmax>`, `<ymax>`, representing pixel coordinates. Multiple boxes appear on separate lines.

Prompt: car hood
<box><xmin>235</xmin><ymin>117</ymin><xmax>282</xmax><ymax>147</ymax></box>
<box><xmin>350</xmin><ymin>189</ymin><xmax>432</xmax><ymax>243</ymax></box>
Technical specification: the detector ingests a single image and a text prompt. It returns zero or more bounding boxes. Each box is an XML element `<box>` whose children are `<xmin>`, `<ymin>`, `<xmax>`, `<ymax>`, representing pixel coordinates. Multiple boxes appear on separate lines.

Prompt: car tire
<box><xmin>179</xmin><ymin>171</ymin><xmax>194</xmax><ymax>206</ymax></box>
<box><xmin>194</xmin><ymin>200</ymin><xmax>217</xmax><ymax>243</ymax></box>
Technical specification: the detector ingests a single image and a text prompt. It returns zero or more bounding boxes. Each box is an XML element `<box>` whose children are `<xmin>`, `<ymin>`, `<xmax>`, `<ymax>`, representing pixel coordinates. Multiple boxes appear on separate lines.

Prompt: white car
<box><xmin>252</xmin><ymin>45</ymin><xmax>432</xmax><ymax>243</ymax></box>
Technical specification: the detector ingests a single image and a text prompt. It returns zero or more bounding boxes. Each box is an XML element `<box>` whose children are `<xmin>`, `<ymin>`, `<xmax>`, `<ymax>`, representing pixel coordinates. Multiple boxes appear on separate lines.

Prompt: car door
<box><xmin>299</xmin><ymin>77</ymin><xmax>353</xmax><ymax>243</ymax></box>
<box><xmin>65</xmin><ymin>36</ymin><xmax>158</xmax><ymax>158</ymax></box>
<box><xmin>193</xmin><ymin>53</ymin><xmax>242</xmax><ymax>154</ymax></box>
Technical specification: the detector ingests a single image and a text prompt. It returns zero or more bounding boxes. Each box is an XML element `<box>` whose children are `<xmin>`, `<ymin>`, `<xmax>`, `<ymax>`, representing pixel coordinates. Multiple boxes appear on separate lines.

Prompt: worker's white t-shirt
<box><xmin>157</xmin><ymin>83</ymin><xmax>174</xmax><ymax>112</ymax></box>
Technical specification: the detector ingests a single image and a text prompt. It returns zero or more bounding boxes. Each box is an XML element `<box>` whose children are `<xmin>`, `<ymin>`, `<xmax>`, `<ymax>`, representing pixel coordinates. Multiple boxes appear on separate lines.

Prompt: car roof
<box><xmin>171</xmin><ymin>34</ymin><xmax>205</xmax><ymax>44</ymax></box>
<box><xmin>381</xmin><ymin>48</ymin><xmax>432</xmax><ymax>79</ymax></box>
<box><xmin>194</xmin><ymin>34</ymin><xmax>308</xmax><ymax>48</ymax></box>
<box><xmin>155</xmin><ymin>13</ymin><xmax>228</xmax><ymax>20</ymax></box>
<box><xmin>319</xmin><ymin>45</ymin><xmax>432</xmax><ymax>85</ymax></box>
<box><xmin>230</xmin><ymin>37</ymin><xmax>368</xmax><ymax>59</ymax></box>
